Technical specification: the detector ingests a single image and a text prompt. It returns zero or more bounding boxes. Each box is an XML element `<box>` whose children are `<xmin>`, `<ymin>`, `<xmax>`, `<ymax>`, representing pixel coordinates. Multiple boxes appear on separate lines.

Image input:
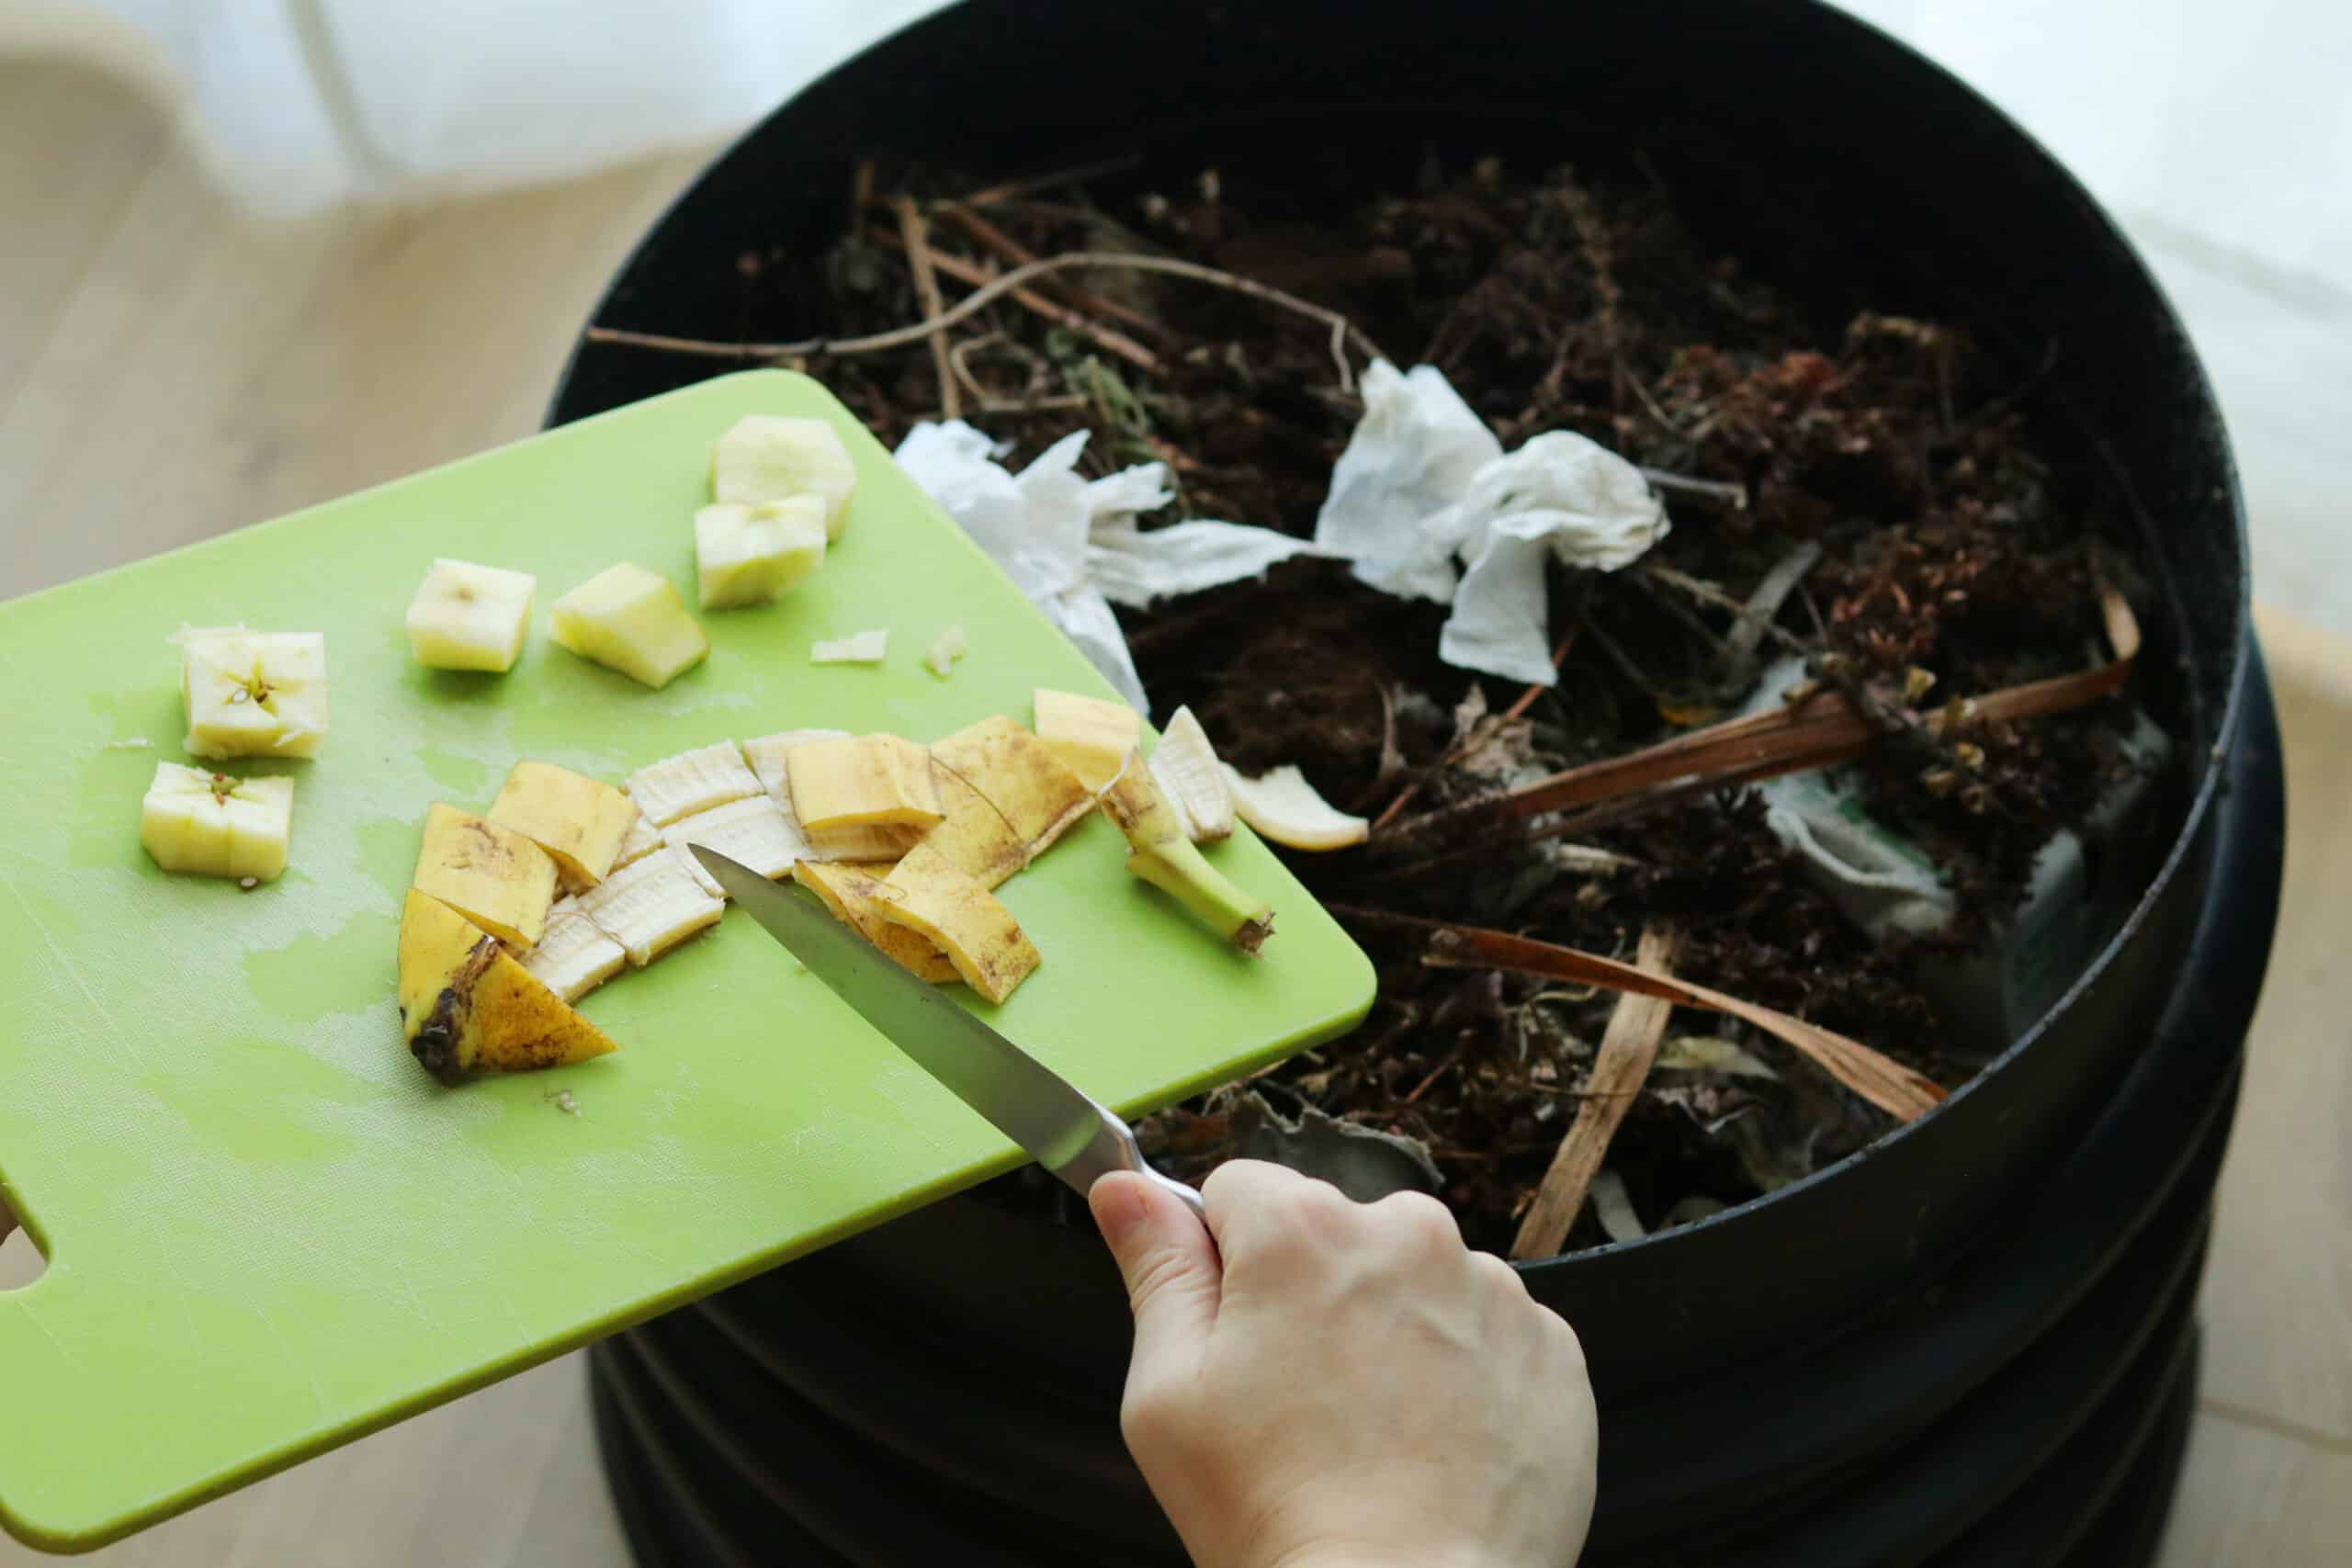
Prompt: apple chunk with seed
<box><xmin>179</xmin><ymin>629</ymin><xmax>327</xmax><ymax>759</ymax></box>
<box><xmin>140</xmin><ymin>762</ymin><xmax>294</xmax><ymax>882</ymax></box>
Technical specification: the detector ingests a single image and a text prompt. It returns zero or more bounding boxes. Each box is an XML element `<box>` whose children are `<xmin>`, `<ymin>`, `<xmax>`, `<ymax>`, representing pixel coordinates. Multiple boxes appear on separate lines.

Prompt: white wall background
<box><xmin>6</xmin><ymin>0</ymin><xmax>2346</xmax><ymax>636</ymax></box>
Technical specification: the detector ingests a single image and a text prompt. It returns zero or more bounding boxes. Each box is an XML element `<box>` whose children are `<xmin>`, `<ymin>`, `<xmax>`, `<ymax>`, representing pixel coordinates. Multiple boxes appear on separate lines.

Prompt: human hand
<box><xmin>1088</xmin><ymin>1159</ymin><xmax>1598</xmax><ymax>1568</ymax></box>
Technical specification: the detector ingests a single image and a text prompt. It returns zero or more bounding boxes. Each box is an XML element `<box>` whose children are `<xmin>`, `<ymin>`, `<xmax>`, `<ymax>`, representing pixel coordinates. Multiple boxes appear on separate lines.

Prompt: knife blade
<box><xmin>691</xmin><ymin>845</ymin><xmax>1207</xmax><ymax>1220</ymax></box>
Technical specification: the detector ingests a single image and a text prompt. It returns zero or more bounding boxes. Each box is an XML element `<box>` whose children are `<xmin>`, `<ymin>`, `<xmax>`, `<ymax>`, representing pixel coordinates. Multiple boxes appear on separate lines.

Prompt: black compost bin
<box><xmin>547</xmin><ymin>1</ymin><xmax>2288</xmax><ymax>1561</ymax></box>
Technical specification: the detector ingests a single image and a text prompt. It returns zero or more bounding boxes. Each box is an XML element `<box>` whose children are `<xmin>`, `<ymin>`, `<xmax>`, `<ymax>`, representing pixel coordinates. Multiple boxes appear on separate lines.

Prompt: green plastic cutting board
<box><xmin>0</xmin><ymin>368</ymin><xmax>1374</xmax><ymax>1552</ymax></box>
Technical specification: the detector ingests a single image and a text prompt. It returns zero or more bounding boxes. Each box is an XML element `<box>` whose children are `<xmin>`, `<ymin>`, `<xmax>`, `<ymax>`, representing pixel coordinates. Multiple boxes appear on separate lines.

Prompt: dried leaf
<box><xmin>1423</xmin><ymin>922</ymin><xmax>1945</xmax><ymax>1121</ymax></box>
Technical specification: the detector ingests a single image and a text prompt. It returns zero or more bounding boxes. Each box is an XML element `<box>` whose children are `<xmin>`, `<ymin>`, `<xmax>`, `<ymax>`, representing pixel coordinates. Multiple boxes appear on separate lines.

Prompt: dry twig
<box><xmin>935</xmin><ymin>201</ymin><xmax>1169</xmax><ymax>342</ymax></box>
<box><xmin>585</xmin><ymin>251</ymin><xmax>1384</xmax><ymax>392</ymax></box>
<box><xmin>871</xmin><ymin>230</ymin><xmax>1161</xmax><ymax>372</ymax></box>
<box><xmin>894</xmin><ymin>197</ymin><xmax>960</xmax><ymax>420</ymax></box>
<box><xmin>1510</xmin><ymin>923</ymin><xmax>1681</xmax><ymax>1258</ymax></box>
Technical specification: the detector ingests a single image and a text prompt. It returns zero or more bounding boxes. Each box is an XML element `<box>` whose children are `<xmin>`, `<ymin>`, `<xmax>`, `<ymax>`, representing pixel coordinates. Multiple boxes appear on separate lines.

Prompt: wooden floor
<box><xmin>3</xmin><ymin>56</ymin><xmax>2346</xmax><ymax>1566</ymax></box>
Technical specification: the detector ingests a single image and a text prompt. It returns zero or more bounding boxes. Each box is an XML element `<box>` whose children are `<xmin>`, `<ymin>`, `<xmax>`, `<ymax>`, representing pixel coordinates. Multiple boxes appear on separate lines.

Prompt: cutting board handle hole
<box><xmin>0</xmin><ymin>1213</ymin><xmax>45</xmax><ymax>1292</ymax></box>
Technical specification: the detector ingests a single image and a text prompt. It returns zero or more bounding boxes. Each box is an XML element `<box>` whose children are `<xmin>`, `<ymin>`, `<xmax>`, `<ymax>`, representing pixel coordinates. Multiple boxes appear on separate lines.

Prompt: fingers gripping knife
<box><xmin>694</xmin><ymin>845</ymin><xmax>1209</xmax><ymax>1220</ymax></box>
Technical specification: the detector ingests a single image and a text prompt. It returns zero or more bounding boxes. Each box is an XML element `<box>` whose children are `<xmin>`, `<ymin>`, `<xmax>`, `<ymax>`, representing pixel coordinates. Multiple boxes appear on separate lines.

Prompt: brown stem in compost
<box><xmin>1376</xmin><ymin>584</ymin><xmax>2141</xmax><ymax>857</ymax></box>
<box><xmin>586</xmin><ymin>251</ymin><xmax>1381</xmax><ymax>391</ymax></box>
<box><xmin>1410</xmin><ymin>919</ymin><xmax>1947</xmax><ymax>1122</ymax></box>
<box><xmin>871</xmin><ymin>228</ymin><xmax>1162</xmax><ymax>372</ymax></box>
<box><xmin>935</xmin><ymin>202</ymin><xmax>1171</xmax><ymax>343</ymax></box>
<box><xmin>895</xmin><ymin>197</ymin><xmax>961</xmax><ymax>420</ymax></box>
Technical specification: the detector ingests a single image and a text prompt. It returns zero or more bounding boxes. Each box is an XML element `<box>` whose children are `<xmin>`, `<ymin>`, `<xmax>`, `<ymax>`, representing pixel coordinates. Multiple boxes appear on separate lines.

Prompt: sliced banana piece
<box><xmin>923</xmin><ymin>624</ymin><xmax>967</xmax><ymax>678</ymax></box>
<box><xmin>662</xmin><ymin>794</ymin><xmax>807</xmax><ymax>880</ymax></box>
<box><xmin>521</xmin><ymin>896</ymin><xmax>628</xmax><ymax>1003</ymax></box>
<box><xmin>1221</xmin><ymin>763</ymin><xmax>1370</xmax><ymax>851</ymax></box>
<box><xmin>626</xmin><ymin>741</ymin><xmax>762</xmax><ymax>827</ymax></box>
<box><xmin>575</xmin><ymin>845</ymin><xmax>724</xmax><ymax>965</ymax></box>
<box><xmin>811</xmin><ymin>629</ymin><xmax>888</xmax><ymax>664</ymax></box>
<box><xmin>1148</xmin><ymin>705</ymin><xmax>1234</xmax><ymax>843</ymax></box>
<box><xmin>609</xmin><ymin>813</ymin><xmax>665</xmax><ymax>874</ymax></box>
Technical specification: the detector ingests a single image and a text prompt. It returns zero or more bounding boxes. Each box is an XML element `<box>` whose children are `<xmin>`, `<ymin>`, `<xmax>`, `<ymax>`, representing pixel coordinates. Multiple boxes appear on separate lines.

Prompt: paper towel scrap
<box><xmin>1312</xmin><ymin>359</ymin><xmax>1671</xmax><ymax>685</ymax></box>
<box><xmin>892</xmin><ymin>420</ymin><xmax>1331</xmax><ymax>713</ymax></box>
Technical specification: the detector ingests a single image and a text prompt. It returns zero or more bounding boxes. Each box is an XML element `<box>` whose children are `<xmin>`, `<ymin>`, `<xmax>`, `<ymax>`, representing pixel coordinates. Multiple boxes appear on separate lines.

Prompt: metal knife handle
<box><xmin>1062</xmin><ymin>1098</ymin><xmax>1208</xmax><ymax>1224</ymax></box>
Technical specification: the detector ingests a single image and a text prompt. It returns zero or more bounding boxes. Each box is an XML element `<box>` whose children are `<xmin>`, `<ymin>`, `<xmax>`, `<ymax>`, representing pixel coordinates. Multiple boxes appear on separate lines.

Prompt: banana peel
<box><xmin>919</xmin><ymin>765</ymin><xmax>1026</xmax><ymax>889</ymax></box>
<box><xmin>412</xmin><ymin>802</ymin><xmax>559</xmax><ymax>948</ymax></box>
<box><xmin>793</xmin><ymin>860</ymin><xmax>961</xmax><ymax>983</ymax></box>
<box><xmin>399</xmin><ymin>889</ymin><xmax>618</xmax><ymax>1084</ymax></box>
<box><xmin>488</xmin><ymin>761</ymin><xmax>639</xmax><ymax>884</ymax></box>
<box><xmin>929</xmin><ymin>715</ymin><xmax>1093</xmax><ymax>861</ymax></box>
<box><xmin>1033</xmin><ymin>687</ymin><xmax>1141</xmax><ymax>790</ymax></box>
<box><xmin>787</xmin><ymin>733</ymin><xmax>944</xmax><ymax>830</ymax></box>
<box><xmin>1100</xmin><ymin>756</ymin><xmax>1273</xmax><ymax>953</ymax></box>
<box><xmin>874</xmin><ymin>841</ymin><xmax>1042</xmax><ymax>1004</ymax></box>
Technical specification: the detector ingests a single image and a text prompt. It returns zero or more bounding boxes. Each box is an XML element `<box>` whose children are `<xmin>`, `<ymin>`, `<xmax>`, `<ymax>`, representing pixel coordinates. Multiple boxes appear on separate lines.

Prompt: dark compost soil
<box><xmin>713</xmin><ymin>150</ymin><xmax>2164</xmax><ymax>1257</ymax></box>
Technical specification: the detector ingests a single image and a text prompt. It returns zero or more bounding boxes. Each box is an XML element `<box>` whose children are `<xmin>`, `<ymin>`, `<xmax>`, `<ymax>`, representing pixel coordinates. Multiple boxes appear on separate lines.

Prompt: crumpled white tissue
<box><xmin>1314</xmin><ymin>360</ymin><xmax>1503</xmax><ymax>602</ymax></box>
<box><xmin>1314</xmin><ymin>360</ymin><xmax>1670</xmax><ymax>685</ymax></box>
<box><xmin>893</xmin><ymin>420</ymin><xmax>1325</xmax><ymax>712</ymax></box>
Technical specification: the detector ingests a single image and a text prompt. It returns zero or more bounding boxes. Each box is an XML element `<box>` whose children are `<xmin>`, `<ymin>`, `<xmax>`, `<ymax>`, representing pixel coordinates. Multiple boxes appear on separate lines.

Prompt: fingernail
<box><xmin>1088</xmin><ymin>1173</ymin><xmax>1148</xmax><ymax>1245</ymax></box>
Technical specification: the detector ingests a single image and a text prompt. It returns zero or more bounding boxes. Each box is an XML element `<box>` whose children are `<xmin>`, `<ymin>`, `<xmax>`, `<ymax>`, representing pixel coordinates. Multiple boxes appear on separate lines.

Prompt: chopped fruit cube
<box><xmin>1033</xmin><ymin>687</ymin><xmax>1140</xmax><ymax>789</ymax></box>
<box><xmin>179</xmin><ymin>628</ymin><xmax>328</xmax><ymax>759</ymax></box>
<box><xmin>919</xmin><ymin>766</ymin><xmax>1025</xmax><ymax>888</ymax></box>
<box><xmin>626</xmin><ymin>741</ymin><xmax>763</xmax><ymax>827</ymax></box>
<box><xmin>399</xmin><ymin>889</ymin><xmax>618</xmax><ymax>1084</ymax></box>
<box><xmin>411</xmin><ymin>802</ymin><xmax>559</xmax><ymax>948</ymax></box>
<box><xmin>575</xmin><ymin>845</ymin><xmax>723</xmax><ymax>966</ymax></box>
<box><xmin>405</xmin><ymin>558</ymin><xmax>536</xmax><ymax>672</ymax></box>
<box><xmin>549</xmin><ymin>563</ymin><xmax>708</xmax><ymax>690</ymax></box>
<box><xmin>1222</xmin><ymin>763</ymin><xmax>1370</xmax><ymax>850</ymax></box>
<box><xmin>1148</xmin><ymin>705</ymin><xmax>1235</xmax><ymax>842</ymax></box>
<box><xmin>487</xmin><ymin>761</ymin><xmax>639</xmax><ymax>884</ymax></box>
<box><xmin>923</xmin><ymin>624</ymin><xmax>968</xmax><ymax>678</ymax></box>
<box><xmin>662</xmin><ymin>795</ymin><xmax>806</xmax><ymax>880</ymax></box>
<box><xmin>709</xmin><ymin>413</ymin><xmax>857</xmax><ymax>539</ymax></box>
<box><xmin>140</xmin><ymin>762</ymin><xmax>294</xmax><ymax>882</ymax></box>
<box><xmin>811</xmin><ymin>629</ymin><xmax>888</xmax><ymax>664</ymax></box>
<box><xmin>786</xmin><ymin>734</ymin><xmax>944</xmax><ymax>831</ymax></box>
<box><xmin>929</xmin><ymin>715</ymin><xmax>1093</xmax><ymax>859</ymax></box>
<box><xmin>694</xmin><ymin>497</ymin><xmax>828</xmax><ymax>609</ymax></box>
<box><xmin>521</xmin><ymin>897</ymin><xmax>628</xmax><ymax>1003</ymax></box>
<box><xmin>792</xmin><ymin>861</ymin><xmax>959</xmax><ymax>983</ymax></box>
<box><xmin>874</xmin><ymin>841</ymin><xmax>1041</xmax><ymax>1004</ymax></box>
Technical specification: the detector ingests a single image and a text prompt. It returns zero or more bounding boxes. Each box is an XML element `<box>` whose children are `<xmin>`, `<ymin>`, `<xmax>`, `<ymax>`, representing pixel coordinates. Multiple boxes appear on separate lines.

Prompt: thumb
<box><xmin>1089</xmin><ymin>1171</ymin><xmax>1221</xmax><ymax>1373</ymax></box>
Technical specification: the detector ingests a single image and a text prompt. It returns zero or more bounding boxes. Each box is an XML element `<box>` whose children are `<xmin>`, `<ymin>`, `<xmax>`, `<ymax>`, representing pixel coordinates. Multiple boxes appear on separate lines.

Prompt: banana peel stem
<box><xmin>1126</xmin><ymin>840</ymin><xmax>1272</xmax><ymax>954</ymax></box>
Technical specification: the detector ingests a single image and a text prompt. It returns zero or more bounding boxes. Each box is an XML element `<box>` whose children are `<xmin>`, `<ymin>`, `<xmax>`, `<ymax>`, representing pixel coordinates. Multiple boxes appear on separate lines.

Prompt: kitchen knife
<box><xmin>692</xmin><ymin>845</ymin><xmax>1208</xmax><ymax>1220</ymax></box>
